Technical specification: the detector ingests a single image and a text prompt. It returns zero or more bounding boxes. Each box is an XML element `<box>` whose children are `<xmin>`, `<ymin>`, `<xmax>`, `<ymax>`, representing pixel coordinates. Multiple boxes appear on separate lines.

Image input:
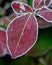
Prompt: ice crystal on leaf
<box><xmin>11</xmin><ymin>0</ymin><xmax>52</xmax><ymax>28</ymax></box>
<box><xmin>6</xmin><ymin>0</ymin><xmax>52</xmax><ymax>59</ymax></box>
<box><xmin>0</xmin><ymin>0</ymin><xmax>52</xmax><ymax>59</ymax></box>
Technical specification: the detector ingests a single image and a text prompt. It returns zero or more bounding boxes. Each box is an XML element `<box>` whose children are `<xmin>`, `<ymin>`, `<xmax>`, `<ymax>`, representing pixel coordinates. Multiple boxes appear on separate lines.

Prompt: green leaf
<box><xmin>27</xmin><ymin>0</ymin><xmax>33</xmax><ymax>6</ymax></box>
<box><xmin>9</xmin><ymin>56</ymin><xmax>35</xmax><ymax>65</ymax></box>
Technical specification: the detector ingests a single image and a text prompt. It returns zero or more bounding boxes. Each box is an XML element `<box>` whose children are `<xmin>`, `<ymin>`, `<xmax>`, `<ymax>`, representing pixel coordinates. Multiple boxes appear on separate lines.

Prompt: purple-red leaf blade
<box><xmin>37</xmin><ymin>17</ymin><xmax>52</xmax><ymax>28</ymax></box>
<box><xmin>45</xmin><ymin>0</ymin><xmax>52</xmax><ymax>6</ymax></box>
<box><xmin>0</xmin><ymin>28</ymin><xmax>7</xmax><ymax>56</ymax></box>
<box><xmin>33</xmin><ymin>0</ymin><xmax>45</xmax><ymax>9</ymax></box>
<box><xmin>6</xmin><ymin>14</ymin><xmax>38</xmax><ymax>59</ymax></box>
<box><xmin>37</xmin><ymin>6</ymin><xmax>52</xmax><ymax>23</ymax></box>
<box><xmin>11</xmin><ymin>1</ymin><xmax>33</xmax><ymax>14</ymax></box>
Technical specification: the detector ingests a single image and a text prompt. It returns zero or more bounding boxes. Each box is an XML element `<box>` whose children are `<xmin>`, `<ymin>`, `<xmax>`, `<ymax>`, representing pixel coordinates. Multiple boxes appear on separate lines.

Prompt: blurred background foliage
<box><xmin>0</xmin><ymin>0</ymin><xmax>52</xmax><ymax>65</ymax></box>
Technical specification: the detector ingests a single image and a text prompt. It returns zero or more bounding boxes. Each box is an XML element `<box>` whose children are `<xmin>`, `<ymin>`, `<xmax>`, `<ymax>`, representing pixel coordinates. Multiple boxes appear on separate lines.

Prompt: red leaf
<box><xmin>33</xmin><ymin>0</ymin><xmax>44</xmax><ymax>9</ymax></box>
<box><xmin>0</xmin><ymin>28</ymin><xmax>8</xmax><ymax>56</ymax></box>
<box><xmin>37</xmin><ymin>17</ymin><xmax>52</xmax><ymax>28</ymax></box>
<box><xmin>6</xmin><ymin>14</ymin><xmax>38</xmax><ymax>59</ymax></box>
<box><xmin>37</xmin><ymin>6</ymin><xmax>52</xmax><ymax>23</ymax></box>
<box><xmin>45</xmin><ymin>0</ymin><xmax>52</xmax><ymax>6</ymax></box>
<box><xmin>11</xmin><ymin>1</ymin><xmax>33</xmax><ymax>14</ymax></box>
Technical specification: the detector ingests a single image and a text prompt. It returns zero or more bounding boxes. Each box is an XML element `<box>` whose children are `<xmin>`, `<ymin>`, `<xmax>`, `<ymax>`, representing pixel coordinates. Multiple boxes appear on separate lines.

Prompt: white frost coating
<box><xmin>14</xmin><ymin>14</ymin><xmax>32</xmax><ymax>54</ymax></box>
<box><xmin>12</xmin><ymin>15</ymin><xmax>38</xmax><ymax>59</ymax></box>
<box><xmin>37</xmin><ymin>6</ymin><xmax>52</xmax><ymax>23</ymax></box>
<box><xmin>36</xmin><ymin>0</ymin><xmax>44</xmax><ymax>9</ymax></box>
<box><xmin>37</xmin><ymin>14</ymin><xmax>52</xmax><ymax>23</ymax></box>
<box><xmin>6</xmin><ymin>13</ymin><xmax>29</xmax><ymax>58</ymax></box>
<box><xmin>38</xmin><ymin>6</ymin><xmax>52</xmax><ymax>12</ymax></box>
<box><xmin>11</xmin><ymin>1</ymin><xmax>32</xmax><ymax>14</ymax></box>
<box><xmin>6</xmin><ymin>13</ymin><xmax>38</xmax><ymax>59</ymax></box>
<box><xmin>32</xmin><ymin>0</ymin><xmax>43</xmax><ymax>10</ymax></box>
<box><xmin>20</xmin><ymin>3</ymin><xmax>26</xmax><ymax>11</ymax></box>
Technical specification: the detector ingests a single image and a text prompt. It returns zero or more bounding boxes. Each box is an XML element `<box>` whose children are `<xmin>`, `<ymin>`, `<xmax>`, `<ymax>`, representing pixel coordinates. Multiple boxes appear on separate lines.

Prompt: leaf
<box><xmin>27</xmin><ymin>0</ymin><xmax>33</xmax><ymax>6</ymax></box>
<box><xmin>37</xmin><ymin>16</ymin><xmax>52</xmax><ymax>28</ymax></box>
<box><xmin>26</xmin><ymin>27</ymin><xmax>52</xmax><ymax>57</ymax></box>
<box><xmin>45</xmin><ymin>0</ymin><xmax>52</xmax><ymax>6</ymax></box>
<box><xmin>6</xmin><ymin>13</ymin><xmax>38</xmax><ymax>59</ymax></box>
<box><xmin>11</xmin><ymin>1</ymin><xmax>33</xmax><ymax>14</ymax></box>
<box><xmin>37</xmin><ymin>6</ymin><xmax>52</xmax><ymax>23</ymax></box>
<box><xmin>33</xmin><ymin>0</ymin><xmax>44</xmax><ymax>9</ymax></box>
<box><xmin>0</xmin><ymin>28</ymin><xmax>7</xmax><ymax>56</ymax></box>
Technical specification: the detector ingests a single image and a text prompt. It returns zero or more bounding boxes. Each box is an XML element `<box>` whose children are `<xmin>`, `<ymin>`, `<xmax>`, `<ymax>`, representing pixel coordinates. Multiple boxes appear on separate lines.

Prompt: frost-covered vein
<box><xmin>33</xmin><ymin>0</ymin><xmax>44</xmax><ymax>9</ymax></box>
<box><xmin>14</xmin><ymin>14</ymin><xmax>31</xmax><ymax>54</ymax></box>
<box><xmin>39</xmin><ymin>6</ymin><xmax>52</xmax><ymax>12</ymax></box>
<box><xmin>36</xmin><ymin>0</ymin><xmax>44</xmax><ymax>8</ymax></box>
<box><xmin>37</xmin><ymin>13</ymin><xmax>52</xmax><ymax>23</ymax></box>
<box><xmin>38</xmin><ymin>10</ymin><xmax>52</xmax><ymax>14</ymax></box>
